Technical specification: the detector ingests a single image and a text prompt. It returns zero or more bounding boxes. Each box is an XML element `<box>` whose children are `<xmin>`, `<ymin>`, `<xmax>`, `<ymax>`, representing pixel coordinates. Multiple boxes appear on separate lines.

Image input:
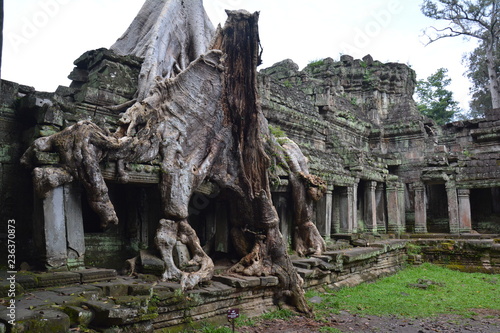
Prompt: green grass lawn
<box><xmin>306</xmin><ymin>263</ymin><xmax>500</xmax><ymax>319</ymax></box>
<box><xmin>189</xmin><ymin>263</ymin><xmax>499</xmax><ymax>332</ymax></box>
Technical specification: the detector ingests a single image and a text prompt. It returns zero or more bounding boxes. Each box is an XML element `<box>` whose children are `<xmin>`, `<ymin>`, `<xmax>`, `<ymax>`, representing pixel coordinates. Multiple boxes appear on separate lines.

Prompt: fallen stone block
<box><xmin>79</xmin><ymin>268</ymin><xmax>117</xmax><ymax>283</ymax></box>
<box><xmin>212</xmin><ymin>275</ymin><xmax>260</xmax><ymax>288</ymax></box>
<box><xmin>61</xmin><ymin>305</ymin><xmax>94</xmax><ymax>326</ymax></box>
<box><xmin>35</xmin><ymin>272</ymin><xmax>80</xmax><ymax>288</ymax></box>
<box><xmin>84</xmin><ymin>300</ymin><xmax>139</xmax><ymax>327</ymax></box>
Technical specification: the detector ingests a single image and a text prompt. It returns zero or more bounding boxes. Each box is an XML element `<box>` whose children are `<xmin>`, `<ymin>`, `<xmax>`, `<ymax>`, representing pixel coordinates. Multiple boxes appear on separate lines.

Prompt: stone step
<box><xmin>212</xmin><ymin>275</ymin><xmax>261</xmax><ymax>288</ymax></box>
<box><xmin>4</xmin><ymin>268</ymin><xmax>118</xmax><ymax>292</ymax></box>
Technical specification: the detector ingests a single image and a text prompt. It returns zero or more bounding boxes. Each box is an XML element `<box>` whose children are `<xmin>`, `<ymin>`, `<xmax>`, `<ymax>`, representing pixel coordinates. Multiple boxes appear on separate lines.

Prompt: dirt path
<box><xmin>237</xmin><ymin>309</ymin><xmax>500</xmax><ymax>332</ymax></box>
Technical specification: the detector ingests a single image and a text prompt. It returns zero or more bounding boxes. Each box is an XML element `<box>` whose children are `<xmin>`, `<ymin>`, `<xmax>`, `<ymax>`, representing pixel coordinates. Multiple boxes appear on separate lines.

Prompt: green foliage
<box><xmin>421</xmin><ymin>0</ymin><xmax>500</xmax><ymax>111</ymax></box>
<box><xmin>319</xmin><ymin>328</ymin><xmax>344</xmax><ymax>333</ymax></box>
<box><xmin>464</xmin><ymin>40</ymin><xmax>500</xmax><ymax>117</ymax></box>
<box><xmin>260</xmin><ymin>308</ymin><xmax>296</xmax><ymax>320</ymax></box>
<box><xmin>283</xmin><ymin>79</ymin><xmax>293</xmax><ymax>88</ymax></box>
<box><xmin>406</xmin><ymin>242</ymin><xmax>423</xmax><ymax>255</ymax></box>
<box><xmin>308</xmin><ymin>59</ymin><xmax>325</xmax><ymax>68</ymax></box>
<box><xmin>268</xmin><ymin>124</ymin><xmax>286</xmax><ymax>138</ymax></box>
<box><xmin>306</xmin><ymin>263</ymin><xmax>500</xmax><ymax>318</ymax></box>
<box><xmin>235</xmin><ymin>314</ymin><xmax>256</xmax><ymax>327</ymax></box>
<box><xmin>199</xmin><ymin>323</ymin><xmax>232</xmax><ymax>333</ymax></box>
<box><xmin>415</xmin><ymin>68</ymin><xmax>461</xmax><ymax>124</ymax></box>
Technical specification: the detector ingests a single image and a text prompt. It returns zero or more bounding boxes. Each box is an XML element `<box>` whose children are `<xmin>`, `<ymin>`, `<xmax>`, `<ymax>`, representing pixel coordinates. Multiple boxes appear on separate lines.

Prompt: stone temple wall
<box><xmin>0</xmin><ymin>49</ymin><xmax>499</xmax><ymax>271</ymax></box>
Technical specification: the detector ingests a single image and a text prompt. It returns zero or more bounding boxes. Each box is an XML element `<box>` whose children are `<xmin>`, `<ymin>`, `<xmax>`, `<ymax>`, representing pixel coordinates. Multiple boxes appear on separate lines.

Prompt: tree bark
<box><xmin>110</xmin><ymin>0</ymin><xmax>215</xmax><ymax>100</ymax></box>
<box><xmin>486</xmin><ymin>43</ymin><xmax>500</xmax><ymax>109</ymax></box>
<box><xmin>22</xmin><ymin>4</ymin><xmax>323</xmax><ymax>315</ymax></box>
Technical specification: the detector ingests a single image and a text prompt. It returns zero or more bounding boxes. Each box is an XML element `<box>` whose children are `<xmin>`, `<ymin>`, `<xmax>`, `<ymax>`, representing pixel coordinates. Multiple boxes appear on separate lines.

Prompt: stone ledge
<box><xmin>11</xmin><ymin>269</ymin><xmax>118</xmax><ymax>291</ymax></box>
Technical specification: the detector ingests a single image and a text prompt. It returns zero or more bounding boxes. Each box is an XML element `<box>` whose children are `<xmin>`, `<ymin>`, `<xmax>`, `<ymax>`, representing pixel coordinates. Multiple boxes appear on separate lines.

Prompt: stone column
<box><xmin>339</xmin><ymin>187</ymin><xmax>350</xmax><ymax>233</ymax></box>
<box><xmin>315</xmin><ymin>187</ymin><xmax>333</xmax><ymax>238</ymax></box>
<box><xmin>413</xmin><ymin>183</ymin><xmax>427</xmax><ymax>233</ymax></box>
<box><xmin>386</xmin><ymin>182</ymin><xmax>401</xmax><ymax>233</ymax></box>
<box><xmin>350</xmin><ymin>183</ymin><xmax>358</xmax><ymax>233</ymax></box>
<box><xmin>446</xmin><ymin>180</ymin><xmax>460</xmax><ymax>234</ymax></box>
<box><xmin>457</xmin><ymin>188</ymin><xmax>472</xmax><ymax>233</ymax></box>
<box><xmin>398</xmin><ymin>183</ymin><xmax>406</xmax><ymax>232</ymax></box>
<box><xmin>375</xmin><ymin>183</ymin><xmax>386</xmax><ymax>233</ymax></box>
<box><xmin>64</xmin><ymin>183</ymin><xmax>85</xmax><ymax>268</ymax></box>
<box><xmin>332</xmin><ymin>190</ymin><xmax>341</xmax><ymax>234</ymax></box>
<box><xmin>364</xmin><ymin>181</ymin><xmax>377</xmax><ymax>234</ymax></box>
<box><xmin>34</xmin><ymin>186</ymin><xmax>68</xmax><ymax>268</ymax></box>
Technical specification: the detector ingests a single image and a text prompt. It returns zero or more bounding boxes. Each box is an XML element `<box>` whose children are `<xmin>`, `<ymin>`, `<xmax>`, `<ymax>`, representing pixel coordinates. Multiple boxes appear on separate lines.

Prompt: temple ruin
<box><xmin>0</xmin><ymin>0</ymin><xmax>499</xmax><ymax>331</ymax></box>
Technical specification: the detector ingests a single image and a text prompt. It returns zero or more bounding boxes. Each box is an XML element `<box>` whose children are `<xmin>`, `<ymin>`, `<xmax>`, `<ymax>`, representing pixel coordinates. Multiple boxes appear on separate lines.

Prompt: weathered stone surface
<box><xmin>79</xmin><ymin>268</ymin><xmax>117</xmax><ymax>283</ymax></box>
<box><xmin>93</xmin><ymin>281</ymin><xmax>130</xmax><ymax>297</ymax></box>
<box><xmin>61</xmin><ymin>305</ymin><xmax>93</xmax><ymax>326</ymax></box>
<box><xmin>7</xmin><ymin>309</ymin><xmax>70</xmax><ymax>333</ymax></box>
<box><xmin>212</xmin><ymin>275</ymin><xmax>260</xmax><ymax>288</ymax></box>
<box><xmin>35</xmin><ymin>271</ymin><xmax>80</xmax><ymax>288</ymax></box>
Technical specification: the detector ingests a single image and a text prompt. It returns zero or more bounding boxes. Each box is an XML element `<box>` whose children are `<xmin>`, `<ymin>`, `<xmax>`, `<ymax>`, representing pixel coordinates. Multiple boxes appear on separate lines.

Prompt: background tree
<box><xmin>463</xmin><ymin>40</ymin><xmax>500</xmax><ymax>116</ymax></box>
<box><xmin>416</xmin><ymin>68</ymin><xmax>461</xmax><ymax>124</ymax></box>
<box><xmin>421</xmin><ymin>0</ymin><xmax>500</xmax><ymax>109</ymax></box>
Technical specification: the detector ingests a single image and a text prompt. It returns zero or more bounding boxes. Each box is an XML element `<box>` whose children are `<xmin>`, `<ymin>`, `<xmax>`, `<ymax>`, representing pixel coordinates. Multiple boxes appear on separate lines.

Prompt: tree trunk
<box><xmin>486</xmin><ymin>43</ymin><xmax>500</xmax><ymax>109</ymax></box>
<box><xmin>22</xmin><ymin>3</ymin><xmax>322</xmax><ymax>315</ymax></box>
<box><xmin>110</xmin><ymin>0</ymin><xmax>215</xmax><ymax>100</ymax></box>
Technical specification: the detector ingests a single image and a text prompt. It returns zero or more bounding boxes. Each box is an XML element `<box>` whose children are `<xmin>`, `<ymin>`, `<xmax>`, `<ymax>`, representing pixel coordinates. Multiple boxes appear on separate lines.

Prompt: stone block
<box><xmin>212</xmin><ymin>275</ymin><xmax>260</xmax><ymax>288</ymax></box>
<box><xmin>62</xmin><ymin>305</ymin><xmax>94</xmax><ymax>326</ymax></box>
<box><xmin>139</xmin><ymin>250</ymin><xmax>166</xmax><ymax>276</ymax></box>
<box><xmin>295</xmin><ymin>267</ymin><xmax>316</xmax><ymax>279</ymax></box>
<box><xmin>260</xmin><ymin>276</ymin><xmax>279</xmax><ymax>287</ymax></box>
<box><xmin>340</xmin><ymin>247</ymin><xmax>381</xmax><ymax>263</ymax></box>
<box><xmin>84</xmin><ymin>300</ymin><xmax>139</xmax><ymax>327</ymax></box>
<box><xmin>55</xmin><ymin>285</ymin><xmax>103</xmax><ymax>301</ymax></box>
<box><xmin>15</xmin><ymin>274</ymin><xmax>37</xmax><ymax>290</ymax></box>
<box><xmin>0</xmin><ymin>281</ymin><xmax>24</xmax><ymax>298</ymax></box>
<box><xmin>9</xmin><ymin>309</ymin><xmax>70</xmax><ymax>333</ymax></box>
<box><xmin>114</xmin><ymin>295</ymin><xmax>151</xmax><ymax>311</ymax></box>
<box><xmin>94</xmin><ymin>282</ymin><xmax>130</xmax><ymax>297</ymax></box>
<box><xmin>79</xmin><ymin>268</ymin><xmax>117</xmax><ymax>283</ymax></box>
<box><xmin>35</xmin><ymin>272</ymin><xmax>80</xmax><ymax>288</ymax></box>
<box><xmin>198</xmin><ymin>281</ymin><xmax>234</xmax><ymax>296</ymax></box>
<box><xmin>173</xmin><ymin>242</ymin><xmax>191</xmax><ymax>269</ymax></box>
<box><xmin>128</xmin><ymin>284</ymin><xmax>153</xmax><ymax>296</ymax></box>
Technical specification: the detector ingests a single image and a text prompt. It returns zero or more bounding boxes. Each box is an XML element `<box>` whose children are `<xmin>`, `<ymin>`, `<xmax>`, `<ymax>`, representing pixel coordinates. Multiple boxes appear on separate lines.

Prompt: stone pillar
<box><xmin>332</xmin><ymin>190</ymin><xmax>341</xmax><ymax>234</ymax></box>
<box><xmin>315</xmin><ymin>187</ymin><xmax>333</xmax><ymax>238</ymax></box>
<box><xmin>364</xmin><ymin>181</ymin><xmax>377</xmax><ymax>234</ymax></box>
<box><xmin>375</xmin><ymin>183</ymin><xmax>386</xmax><ymax>233</ymax></box>
<box><xmin>446</xmin><ymin>180</ymin><xmax>460</xmax><ymax>234</ymax></box>
<box><xmin>34</xmin><ymin>186</ymin><xmax>68</xmax><ymax>268</ymax></box>
<box><xmin>351</xmin><ymin>183</ymin><xmax>358</xmax><ymax>233</ymax></box>
<box><xmin>386</xmin><ymin>182</ymin><xmax>401</xmax><ymax>233</ymax></box>
<box><xmin>457</xmin><ymin>188</ymin><xmax>472</xmax><ymax>233</ymax></box>
<box><xmin>398</xmin><ymin>183</ymin><xmax>406</xmax><ymax>232</ymax></box>
<box><xmin>64</xmin><ymin>183</ymin><xmax>85</xmax><ymax>268</ymax></box>
<box><xmin>413</xmin><ymin>183</ymin><xmax>427</xmax><ymax>233</ymax></box>
<box><xmin>339</xmin><ymin>187</ymin><xmax>350</xmax><ymax>233</ymax></box>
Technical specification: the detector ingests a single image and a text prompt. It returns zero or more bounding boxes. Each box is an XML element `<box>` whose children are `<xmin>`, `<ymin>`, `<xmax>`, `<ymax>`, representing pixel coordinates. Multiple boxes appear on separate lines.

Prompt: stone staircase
<box><xmin>0</xmin><ymin>239</ymin><xmax>409</xmax><ymax>332</ymax></box>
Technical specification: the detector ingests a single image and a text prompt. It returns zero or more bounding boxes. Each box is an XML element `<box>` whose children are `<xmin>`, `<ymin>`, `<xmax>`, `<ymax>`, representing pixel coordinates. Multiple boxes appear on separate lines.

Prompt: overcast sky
<box><xmin>2</xmin><ymin>0</ymin><xmax>478</xmax><ymax>111</ymax></box>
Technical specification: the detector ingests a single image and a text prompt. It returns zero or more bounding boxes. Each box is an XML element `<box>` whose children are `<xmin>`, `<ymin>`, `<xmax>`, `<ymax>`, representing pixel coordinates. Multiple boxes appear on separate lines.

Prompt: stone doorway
<box><xmin>470</xmin><ymin>187</ymin><xmax>500</xmax><ymax>233</ymax></box>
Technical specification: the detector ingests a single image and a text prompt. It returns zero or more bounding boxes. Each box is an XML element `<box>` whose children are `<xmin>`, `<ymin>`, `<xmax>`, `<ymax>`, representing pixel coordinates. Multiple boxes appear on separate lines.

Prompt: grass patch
<box><xmin>306</xmin><ymin>263</ymin><xmax>500</xmax><ymax>318</ymax></box>
<box><xmin>260</xmin><ymin>308</ymin><xmax>296</xmax><ymax>321</ymax></box>
<box><xmin>198</xmin><ymin>323</ymin><xmax>232</xmax><ymax>333</ymax></box>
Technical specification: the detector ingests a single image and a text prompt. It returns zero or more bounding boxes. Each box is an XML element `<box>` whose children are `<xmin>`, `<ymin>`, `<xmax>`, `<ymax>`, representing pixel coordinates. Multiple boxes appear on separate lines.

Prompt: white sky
<box><xmin>2</xmin><ymin>0</ymin><xmax>478</xmax><ymax>111</ymax></box>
